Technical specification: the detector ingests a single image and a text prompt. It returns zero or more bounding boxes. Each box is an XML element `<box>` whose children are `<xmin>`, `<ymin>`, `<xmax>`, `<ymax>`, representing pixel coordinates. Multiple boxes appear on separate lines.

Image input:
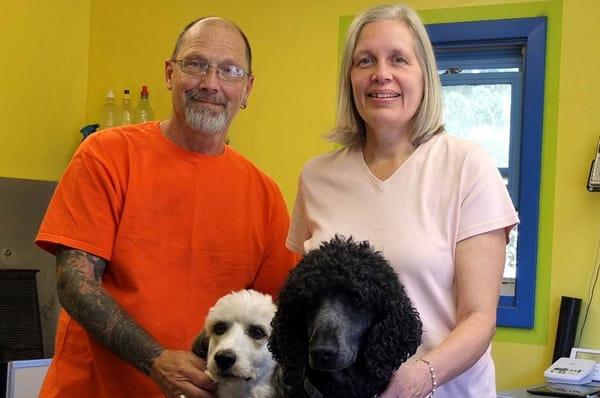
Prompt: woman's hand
<box><xmin>379</xmin><ymin>359</ymin><xmax>433</xmax><ymax>398</ymax></box>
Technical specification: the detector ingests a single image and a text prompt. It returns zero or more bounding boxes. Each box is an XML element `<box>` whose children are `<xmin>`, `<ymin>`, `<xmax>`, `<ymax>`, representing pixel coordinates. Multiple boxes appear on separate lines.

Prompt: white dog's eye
<box><xmin>248</xmin><ymin>325</ymin><xmax>267</xmax><ymax>340</ymax></box>
<box><xmin>213</xmin><ymin>321</ymin><xmax>229</xmax><ymax>335</ymax></box>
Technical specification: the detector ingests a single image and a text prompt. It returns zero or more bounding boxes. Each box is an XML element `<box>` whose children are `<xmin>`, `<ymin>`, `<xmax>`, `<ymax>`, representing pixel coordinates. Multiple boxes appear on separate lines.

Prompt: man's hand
<box><xmin>149</xmin><ymin>350</ymin><xmax>217</xmax><ymax>398</ymax></box>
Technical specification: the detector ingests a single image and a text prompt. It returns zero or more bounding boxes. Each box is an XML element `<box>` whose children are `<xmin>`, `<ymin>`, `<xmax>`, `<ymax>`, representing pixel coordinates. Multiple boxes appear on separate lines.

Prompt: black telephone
<box><xmin>588</xmin><ymin>137</ymin><xmax>600</xmax><ymax>192</ymax></box>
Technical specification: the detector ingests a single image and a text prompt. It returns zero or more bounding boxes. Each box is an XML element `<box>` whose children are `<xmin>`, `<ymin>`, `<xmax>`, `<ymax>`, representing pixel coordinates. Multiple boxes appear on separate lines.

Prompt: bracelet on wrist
<box><xmin>415</xmin><ymin>357</ymin><xmax>437</xmax><ymax>398</ymax></box>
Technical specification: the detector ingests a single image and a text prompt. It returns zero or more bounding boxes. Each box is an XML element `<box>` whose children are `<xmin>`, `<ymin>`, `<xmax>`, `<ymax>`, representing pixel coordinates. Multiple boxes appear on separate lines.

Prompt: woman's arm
<box><xmin>381</xmin><ymin>228</ymin><xmax>506</xmax><ymax>398</ymax></box>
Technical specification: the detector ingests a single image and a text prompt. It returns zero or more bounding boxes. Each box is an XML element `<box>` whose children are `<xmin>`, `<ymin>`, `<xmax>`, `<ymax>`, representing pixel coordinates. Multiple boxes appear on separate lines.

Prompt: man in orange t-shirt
<box><xmin>35</xmin><ymin>17</ymin><xmax>296</xmax><ymax>398</ymax></box>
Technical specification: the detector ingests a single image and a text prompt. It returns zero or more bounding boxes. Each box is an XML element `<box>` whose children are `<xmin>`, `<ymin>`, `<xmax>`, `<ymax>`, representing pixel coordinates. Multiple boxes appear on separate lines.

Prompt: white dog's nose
<box><xmin>215</xmin><ymin>349</ymin><xmax>237</xmax><ymax>370</ymax></box>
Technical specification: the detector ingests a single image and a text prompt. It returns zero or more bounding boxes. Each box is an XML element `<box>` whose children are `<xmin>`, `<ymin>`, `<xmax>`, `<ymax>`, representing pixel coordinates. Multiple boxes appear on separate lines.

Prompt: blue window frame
<box><xmin>427</xmin><ymin>18</ymin><xmax>547</xmax><ymax>328</ymax></box>
<box><xmin>437</xmin><ymin>46</ymin><xmax>523</xmax><ymax>203</ymax></box>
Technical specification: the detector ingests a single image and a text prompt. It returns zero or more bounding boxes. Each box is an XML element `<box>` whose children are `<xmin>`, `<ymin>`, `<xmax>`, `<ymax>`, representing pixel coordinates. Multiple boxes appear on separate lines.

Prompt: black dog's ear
<box><xmin>192</xmin><ymin>331</ymin><xmax>209</xmax><ymax>359</ymax></box>
<box><xmin>364</xmin><ymin>297</ymin><xmax>422</xmax><ymax>382</ymax></box>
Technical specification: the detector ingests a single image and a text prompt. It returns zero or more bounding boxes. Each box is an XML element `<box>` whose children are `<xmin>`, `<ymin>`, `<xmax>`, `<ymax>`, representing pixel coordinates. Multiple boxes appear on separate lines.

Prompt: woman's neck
<box><xmin>362</xmin><ymin>127</ymin><xmax>416</xmax><ymax>181</ymax></box>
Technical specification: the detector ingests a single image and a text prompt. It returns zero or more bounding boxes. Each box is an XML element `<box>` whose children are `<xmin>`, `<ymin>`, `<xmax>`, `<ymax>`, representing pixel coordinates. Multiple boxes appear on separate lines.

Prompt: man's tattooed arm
<box><xmin>55</xmin><ymin>245</ymin><xmax>164</xmax><ymax>374</ymax></box>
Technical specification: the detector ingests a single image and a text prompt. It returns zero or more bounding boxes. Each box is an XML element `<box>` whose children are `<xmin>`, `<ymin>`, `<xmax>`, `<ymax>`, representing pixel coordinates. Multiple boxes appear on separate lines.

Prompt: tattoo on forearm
<box><xmin>56</xmin><ymin>246</ymin><xmax>164</xmax><ymax>374</ymax></box>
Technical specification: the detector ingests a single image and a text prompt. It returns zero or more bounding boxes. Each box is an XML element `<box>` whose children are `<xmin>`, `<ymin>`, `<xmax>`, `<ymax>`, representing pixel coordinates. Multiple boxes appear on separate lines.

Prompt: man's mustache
<box><xmin>186</xmin><ymin>89</ymin><xmax>227</xmax><ymax>106</ymax></box>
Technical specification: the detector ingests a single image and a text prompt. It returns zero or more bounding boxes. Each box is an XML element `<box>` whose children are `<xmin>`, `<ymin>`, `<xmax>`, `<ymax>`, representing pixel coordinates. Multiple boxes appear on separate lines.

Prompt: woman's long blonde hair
<box><xmin>328</xmin><ymin>4</ymin><xmax>444</xmax><ymax>148</ymax></box>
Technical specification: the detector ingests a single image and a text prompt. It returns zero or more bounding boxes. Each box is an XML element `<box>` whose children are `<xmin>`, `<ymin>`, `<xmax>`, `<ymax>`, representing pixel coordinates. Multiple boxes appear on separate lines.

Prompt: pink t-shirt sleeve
<box><xmin>457</xmin><ymin>146</ymin><xmax>518</xmax><ymax>243</ymax></box>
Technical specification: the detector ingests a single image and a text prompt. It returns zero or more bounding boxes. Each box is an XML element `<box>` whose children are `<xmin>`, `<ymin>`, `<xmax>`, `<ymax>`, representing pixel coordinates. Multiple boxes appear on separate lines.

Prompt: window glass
<box><xmin>442</xmin><ymin>83</ymin><xmax>512</xmax><ymax>168</ymax></box>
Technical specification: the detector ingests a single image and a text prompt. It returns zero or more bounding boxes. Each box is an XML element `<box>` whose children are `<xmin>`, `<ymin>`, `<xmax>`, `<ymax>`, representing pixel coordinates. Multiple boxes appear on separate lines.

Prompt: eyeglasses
<box><xmin>172</xmin><ymin>58</ymin><xmax>251</xmax><ymax>82</ymax></box>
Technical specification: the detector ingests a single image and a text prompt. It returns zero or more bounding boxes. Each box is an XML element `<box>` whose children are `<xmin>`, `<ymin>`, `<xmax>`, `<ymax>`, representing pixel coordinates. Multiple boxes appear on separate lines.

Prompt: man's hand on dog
<box><xmin>149</xmin><ymin>349</ymin><xmax>217</xmax><ymax>398</ymax></box>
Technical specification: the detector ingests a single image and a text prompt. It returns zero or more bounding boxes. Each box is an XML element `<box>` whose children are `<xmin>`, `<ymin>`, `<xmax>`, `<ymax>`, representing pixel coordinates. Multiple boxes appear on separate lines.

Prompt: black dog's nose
<box><xmin>310</xmin><ymin>346</ymin><xmax>337</xmax><ymax>363</ymax></box>
<box><xmin>215</xmin><ymin>349</ymin><xmax>237</xmax><ymax>370</ymax></box>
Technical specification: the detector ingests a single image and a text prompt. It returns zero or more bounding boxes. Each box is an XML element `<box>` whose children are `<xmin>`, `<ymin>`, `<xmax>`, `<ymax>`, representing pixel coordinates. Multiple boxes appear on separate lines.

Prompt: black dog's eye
<box><xmin>213</xmin><ymin>322</ymin><xmax>229</xmax><ymax>335</ymax></box>
<box><xmin>248</xmin><ymin>325</ymin><xmax>267</xmax><ymax>340</ymax></box>
<box><xmin>351</xmin><ymin>294</ymin><xmax>363</xmax><ymax>307</ymax></box>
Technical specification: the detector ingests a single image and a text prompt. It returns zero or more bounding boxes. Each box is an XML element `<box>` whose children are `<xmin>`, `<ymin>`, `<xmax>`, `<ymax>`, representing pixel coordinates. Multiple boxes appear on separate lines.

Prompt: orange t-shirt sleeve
<box><xmin>36</xmin><ymin>136</ymin><xmax>124</xmax><ymax>260</ymax></box>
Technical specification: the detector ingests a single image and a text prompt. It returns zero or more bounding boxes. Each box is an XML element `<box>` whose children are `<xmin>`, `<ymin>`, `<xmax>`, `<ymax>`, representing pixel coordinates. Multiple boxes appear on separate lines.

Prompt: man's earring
<box><xmin>240</xmin><ymin>101</ymin><xmax>247</xmax><ymax>109</ymax></box>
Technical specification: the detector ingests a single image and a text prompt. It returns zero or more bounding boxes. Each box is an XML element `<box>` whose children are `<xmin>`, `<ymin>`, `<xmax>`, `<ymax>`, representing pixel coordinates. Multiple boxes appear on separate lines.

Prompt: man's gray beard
<box><xmin>185</xmin><ymin>104</ymin><xmax>229</xmax><ymax>134</ymax></box>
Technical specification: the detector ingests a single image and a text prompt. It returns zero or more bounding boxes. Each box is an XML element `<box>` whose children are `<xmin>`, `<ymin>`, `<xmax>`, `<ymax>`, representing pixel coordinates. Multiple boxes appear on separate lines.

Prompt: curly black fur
<box><xmin>269</xmin><ymin>236</ymin><xmax>423</xmax><ymax>398</ymax></box>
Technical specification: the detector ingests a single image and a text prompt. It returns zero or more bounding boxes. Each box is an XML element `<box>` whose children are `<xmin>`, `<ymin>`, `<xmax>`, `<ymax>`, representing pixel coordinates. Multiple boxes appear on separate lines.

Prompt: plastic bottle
<box><xmin>119</xmin><ymin>89</ymin><xmax>134</xmax><ymax>126</ymax></box>
<box><xmin>133</xmin><ymin>85</ymin><xmax>155</xmax><ymax>123</ymax></box>
<box><xmin>99</xmin><ymin>89</ymin><xmax>118</xmax><ymax>130</ymax></box>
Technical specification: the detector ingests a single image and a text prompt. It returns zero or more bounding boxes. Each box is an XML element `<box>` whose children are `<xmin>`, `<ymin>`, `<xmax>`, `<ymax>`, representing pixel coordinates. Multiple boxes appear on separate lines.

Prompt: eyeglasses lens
<box><xmin>179</xmin><ymin>59</ymin><xmax>245</xmax><ymax>82</ymax></box>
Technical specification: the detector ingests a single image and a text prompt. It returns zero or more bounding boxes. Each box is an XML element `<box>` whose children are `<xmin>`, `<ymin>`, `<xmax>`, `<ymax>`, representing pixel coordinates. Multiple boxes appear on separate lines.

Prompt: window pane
<box><xmin>501</xmin><ymin>223</ymin><xmax>519</xmax><ymax>296</ymax></box>
<box><xmin>442</xmin><ymin>83</ymin><xmax>517</xmax><ymax>288</ymax></box>
<box><xmin>442</xmin><ymin>84</ymin><xmax>511</xmax><ymax>168</ymax></box>
<box><xmin>506</xmin><ymin>223</ymin><xmax>519</xmax><ymax>275</ymax></box>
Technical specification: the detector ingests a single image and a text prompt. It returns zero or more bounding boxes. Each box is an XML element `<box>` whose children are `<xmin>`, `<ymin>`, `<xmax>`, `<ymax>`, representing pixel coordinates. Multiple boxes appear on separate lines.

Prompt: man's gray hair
<box><xmin>171</xmin><ymin>17</ymin><xmax>253</xmax><ymax>74</ymax></box>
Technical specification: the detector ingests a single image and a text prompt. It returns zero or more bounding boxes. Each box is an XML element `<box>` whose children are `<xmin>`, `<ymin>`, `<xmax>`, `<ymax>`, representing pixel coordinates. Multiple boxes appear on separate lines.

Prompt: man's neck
<box><xmin>160</xmin><ymin>118</ymin><xmax>227</xmax><ymax>155</ymax></box>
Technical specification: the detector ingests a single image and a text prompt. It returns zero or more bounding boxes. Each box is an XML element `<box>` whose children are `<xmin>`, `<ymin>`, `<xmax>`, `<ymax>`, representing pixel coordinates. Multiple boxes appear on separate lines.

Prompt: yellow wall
<box><xmin>553</xmin><ymin>0</ymin><xmax>600</xmax><ymax>366</ymax></box>
<box><xmin>3</xmin><ymin>0</ymin><xmax>600</xmax><ymax>391</ymax></box>
<box><xmin>0</xmin><ymin>1</ymin><xmax>91</xmax><ymax>181</ymax></box>
<box><xmin>493</xmin><ymin>0</ymin><xmax>600</xmax><ymax>388</ymax></box>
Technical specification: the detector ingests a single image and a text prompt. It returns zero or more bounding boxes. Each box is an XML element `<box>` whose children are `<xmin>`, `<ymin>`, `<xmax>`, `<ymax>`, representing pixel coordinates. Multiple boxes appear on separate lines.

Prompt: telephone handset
<box><xmin>588</xmin><ymin>136</ymin><xmax>600</xmax><ymax>192</ymax></box>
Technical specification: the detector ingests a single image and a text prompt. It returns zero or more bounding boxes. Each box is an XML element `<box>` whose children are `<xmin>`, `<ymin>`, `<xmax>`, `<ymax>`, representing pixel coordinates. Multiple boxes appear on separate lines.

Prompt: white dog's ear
<box><xmin>192</xmin><ymin>331</ymin><xmax>209</xmax><ymax>359</ymax></box>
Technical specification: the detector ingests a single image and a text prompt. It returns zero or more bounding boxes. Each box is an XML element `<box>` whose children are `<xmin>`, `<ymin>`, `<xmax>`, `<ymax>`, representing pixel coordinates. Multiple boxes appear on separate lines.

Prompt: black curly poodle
<box><xmin>269</xmin><ymin>236</ymin><xmax>422</xmax><ymax>398</ymax></box>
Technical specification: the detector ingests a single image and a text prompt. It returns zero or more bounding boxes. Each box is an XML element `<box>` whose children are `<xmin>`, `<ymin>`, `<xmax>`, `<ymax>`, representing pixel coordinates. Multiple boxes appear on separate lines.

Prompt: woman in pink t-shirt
<box><xmin>287</xmin><ymin>4</ymin><xmax>518</xmax><ymax>398</ymax></box>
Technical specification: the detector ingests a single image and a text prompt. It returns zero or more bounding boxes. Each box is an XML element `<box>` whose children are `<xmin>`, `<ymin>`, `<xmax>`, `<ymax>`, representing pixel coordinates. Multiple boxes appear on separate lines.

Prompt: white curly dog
<box><xmin>192</xmin><ymin>289</ymin><xmax>278</xmax><ymax>398</ymax></box>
